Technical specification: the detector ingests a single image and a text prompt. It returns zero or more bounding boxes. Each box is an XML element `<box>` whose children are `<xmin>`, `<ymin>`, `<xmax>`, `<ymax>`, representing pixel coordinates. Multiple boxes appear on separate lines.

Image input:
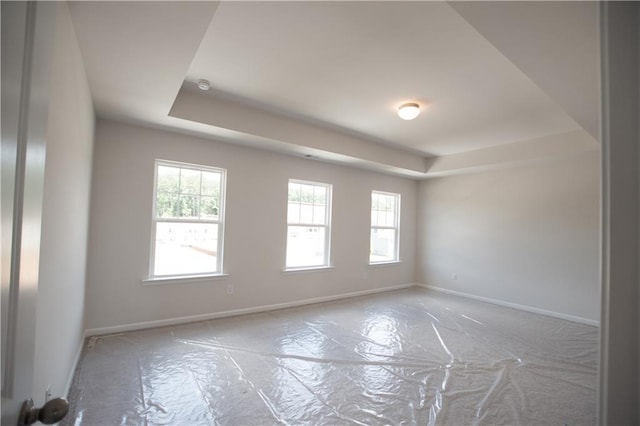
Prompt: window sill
<box><xmin>368</xmin><ymin>260</ymin><xmax>402</xmax><ymax>267</ymax></box>
<box><xmin>142</xmin><ymin>273</ymin><xmax>229</xmax><ymax>286</ymax></box>
<box><xmin>282</xmin><ymin>266</ymin><xmax>335</xmax><ymax>274</ymax></box>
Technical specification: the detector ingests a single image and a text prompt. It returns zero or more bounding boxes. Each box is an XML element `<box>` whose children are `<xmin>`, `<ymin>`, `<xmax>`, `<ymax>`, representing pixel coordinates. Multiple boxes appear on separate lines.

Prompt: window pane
<box><xmin>286</xmin><ymin>180</ymin><xmax>331</xmax><ymax>269</ymax></box>
<box><xmin>152</xmin><ymin>162</ymin><xmax>226</xmax><ymax>278</ymax></box>
<box><xmin>287</xmin><ymin>202</ymin><xmax>300</xmax><ymax>223</ymax></box>
<box><xmin>154</xmin><ymin>222</ymin><xmax>218</xmax><ymax>276</ymax></box>
<box><xmin>300</xmin><ymin>203</ymin><xmax>313</xmax><ymax>223</ymax></box>
<box><xmin>178</xmin><ymin>195</ymin><xmax>199</xmax><ymax>218</ymax></box>
<box><xmin>300</xmin><ymin>184</ymin><xmax>314</xmax><ymax>203</ymax></box>
<box><xmin>313</xmin><ymin>205</ymin><xmax>325</xmax><ymax>225</ymax></box>
<box><xmin>180</xmin><ymin>168</ymin><xmax>201</xmax><ymax>195</ymax></box>
<box><xmin>371</xmin><ymin>193</ymin><xmax>380</xmax><ymax>210</ymax></box>
<box><xmin>370</xmin><ymin>228</ymin><xmax>396</xmax><ymax>262</ymax></box>
<box><xmin>200</xmin><ymin>196</ymin><xmax>219</xmax><ymax>219</ymax></box>
<box><xmin>383</xmin><ymin>195</ymin><xmax>392</xmax><ymax>210</ymax></box>
<box><xmin>370</xmin><ymin>191</ymin><xmax>399</xmax><ymax>263</ymax></box>
<box><xmin>383</xmin><ymin>210</ymin><xmax>394</xmax><ymax>227</ymax></box>
<box><xmin>157</xmin><ymin>166</ymin><xmax>180</xmax><ymax>193</ymax></box>
<box><xmin>156</xmin><ymin>193</ymin><xmax>180</xmax><ymax>218</ymax></box>
<box><xmin>286</xmin><ymin>226</ymin><xmax>326</xmax><ymax>267</ymax></box>
<box><xmin>288</xmin><ymin>182</ymin><xmax>301</xmax><ymax>202</ymax></box>
<box><xmin>201</xmin><ymin>171</ymin><xmax>220</xmax><ymax>197</ymax></box>
<box><xmin>379</xmin><ymin>194</ymin><xmax>392</xmax><ymax>210</ymax></box>
<box><xmin>313</xmin><ymin>186</ymin><xmax>326</xmax><ymax>205</ymax></box>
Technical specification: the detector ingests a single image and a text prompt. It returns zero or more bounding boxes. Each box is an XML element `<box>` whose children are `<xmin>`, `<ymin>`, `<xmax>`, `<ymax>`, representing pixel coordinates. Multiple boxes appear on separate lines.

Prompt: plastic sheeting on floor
<box><xmin>64</xmin><ymin>288</ymin><xmax>597</xmax><ymax>425</ymax></box>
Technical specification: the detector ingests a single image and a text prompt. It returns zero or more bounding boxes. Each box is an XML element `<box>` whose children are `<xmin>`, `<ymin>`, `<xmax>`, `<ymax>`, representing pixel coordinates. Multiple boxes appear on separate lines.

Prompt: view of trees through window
<box><xmin>155</xmin><ymin>165</ymin><xmax>220</xmax><ymax>219</ymax></box>
<box><xmin>152</xmin><ymin>162</ymin><xmax>225</xmax><ymax>277</ymax></box>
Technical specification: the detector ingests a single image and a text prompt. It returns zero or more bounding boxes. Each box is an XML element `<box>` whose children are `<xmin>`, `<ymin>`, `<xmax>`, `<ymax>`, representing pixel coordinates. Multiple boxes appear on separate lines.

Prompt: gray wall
<box><xmin>33</xmin><ymin>2</ymin><xmax>94</xmax><ymax>404</ymax></box>
<box><xmin>598</xmin><ymin>2</ymin><xmax>640</xmax><ymax>423</ymax></box>
<box><xmin>417</xmin><ymin>150</ymin><xmax>600</xmax><ymax>323</ymax></box>
<box><xmin>84</xmin><ymin>120</ymin><xmax>417</xmax><ymax>333</ymax></box>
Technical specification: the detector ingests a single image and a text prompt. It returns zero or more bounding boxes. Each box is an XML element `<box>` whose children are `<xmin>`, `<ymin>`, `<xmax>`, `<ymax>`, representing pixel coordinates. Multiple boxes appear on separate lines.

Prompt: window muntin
<box><xmin>150</xmin><ymin>161</ymin><xmax>225</xmax><ymax>278</ymax></box>
<box><xmin>286</xmin><ymin>180</ymin><xmax>332</xmax><ymax>269</ymax></box>
<box><xmin>370</xmin><ymin>191</ymin><xmax>400</xmax><ymax>263</ymax></box>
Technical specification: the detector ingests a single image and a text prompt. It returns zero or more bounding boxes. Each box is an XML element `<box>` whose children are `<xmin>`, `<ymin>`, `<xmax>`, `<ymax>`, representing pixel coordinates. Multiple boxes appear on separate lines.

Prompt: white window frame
<box><xmin>369</xmin><ymin>190</ymin><xmax>400</xmax><ymax>264</ymax></box>
<box><xmin>285</xmin><ymin>179</ymin><xmax>332</xmax><ymax>270</ymax></box>
<box><xmin>148</xmin><ymin>160</ymin><xmax>226</xmax><ymax>280</ymax></box>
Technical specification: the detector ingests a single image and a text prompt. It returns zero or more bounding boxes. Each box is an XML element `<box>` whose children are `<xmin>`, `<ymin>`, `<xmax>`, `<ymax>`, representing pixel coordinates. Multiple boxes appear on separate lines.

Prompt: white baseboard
<box><xmin>85</xmin><ymin>283</ymin><xmax>416</xmax><ymax>337</ymax></box>
<box><xmin>415</xmin><ymin>284</ymin><xmax>599</xmax><ymax>327</ymax></box>
<box><xmin>63</xmin><ymin>337</ymin><xmax>84</xmax><ymax>398</ymax></box>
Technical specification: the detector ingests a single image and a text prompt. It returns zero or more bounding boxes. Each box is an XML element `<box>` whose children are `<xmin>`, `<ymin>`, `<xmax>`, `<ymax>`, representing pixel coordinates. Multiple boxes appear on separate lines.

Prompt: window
<box><xmin>150</xmin><ymin>160</ymin><xmax>225</xmax><ymax>278</ymax></box>
<box><xmin>370</xmin><ymin>191</ymin><xmax>400</xmax><ymax>263</ymax></box>
<box><xmin>286</xmin><ymin>180</ymin><xmax>332</xmax><ymax>269</ymax></box>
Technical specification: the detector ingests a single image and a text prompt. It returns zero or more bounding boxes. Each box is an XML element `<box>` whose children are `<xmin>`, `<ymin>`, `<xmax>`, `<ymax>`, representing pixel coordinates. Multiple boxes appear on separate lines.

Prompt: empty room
<box><xmin>2</xmin><ymin>1</ymin><xmax>639</xmax><ymax>425</ymax></box>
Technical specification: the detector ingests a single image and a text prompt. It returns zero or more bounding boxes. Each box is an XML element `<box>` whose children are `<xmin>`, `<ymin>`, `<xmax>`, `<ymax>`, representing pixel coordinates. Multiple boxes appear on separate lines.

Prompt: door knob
<box><xmin>18</xmin><ymin>397</ymin><xmax>69</xmax><ymax>425</ymax></box>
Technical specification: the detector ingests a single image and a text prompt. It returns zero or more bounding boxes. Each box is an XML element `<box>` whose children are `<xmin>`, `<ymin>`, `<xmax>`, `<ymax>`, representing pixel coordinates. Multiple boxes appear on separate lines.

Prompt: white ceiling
<box><xmin>186</xmin><ymin>1</ymin><xmax>578</xmax><ymax>156</ymax></box>
<box><xmin>69</xmin><ymin>1</ymin><xmax>599</xmax><ymax>178</ymax></box>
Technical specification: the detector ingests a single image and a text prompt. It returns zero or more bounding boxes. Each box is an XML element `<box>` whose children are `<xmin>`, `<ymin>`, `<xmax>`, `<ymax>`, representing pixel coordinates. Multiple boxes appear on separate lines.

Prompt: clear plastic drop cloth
<box><xmin>64</xmin><ymin>288</ymin><xmax>597</xmax><ymax>425</ymax></box>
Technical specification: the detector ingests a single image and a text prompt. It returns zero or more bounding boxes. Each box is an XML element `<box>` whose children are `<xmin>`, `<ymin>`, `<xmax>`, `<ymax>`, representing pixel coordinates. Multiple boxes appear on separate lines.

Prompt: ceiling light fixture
<box><xmin>398</xmin><ymin>102</ymin><xmax>420</xmax><ymax>120</ymax></box>
<box><xmin>197</xmin><ymin>79</ymin><xmax>210</xmax><ymax>91</ymax></box>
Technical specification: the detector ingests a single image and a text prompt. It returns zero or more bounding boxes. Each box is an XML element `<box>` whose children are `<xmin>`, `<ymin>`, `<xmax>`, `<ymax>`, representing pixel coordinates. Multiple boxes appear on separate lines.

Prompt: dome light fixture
<box><xmin>197</xmin><ymin>79</ymin><xmax>210</xmax><ymax>91</ymax></box>
<box><xmin>398</xmin><ymin>102</ymin><xmax>420</xmax><ymax>120</ymax></box>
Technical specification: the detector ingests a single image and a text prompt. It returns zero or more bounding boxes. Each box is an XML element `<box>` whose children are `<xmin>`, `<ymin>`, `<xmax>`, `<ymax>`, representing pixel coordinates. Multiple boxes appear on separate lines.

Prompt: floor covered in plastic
<box><xmin>64</xmin><ymin>287</ymin><xmax>598</xmax><ymax>425</ymax></box>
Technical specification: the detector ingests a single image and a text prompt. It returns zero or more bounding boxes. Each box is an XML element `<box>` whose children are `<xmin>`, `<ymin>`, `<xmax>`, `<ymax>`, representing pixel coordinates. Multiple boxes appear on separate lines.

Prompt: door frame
<box><xmin>1</xmin><ymin>1</ymin><xmax>55</xmax><ymax>424</ymax></box>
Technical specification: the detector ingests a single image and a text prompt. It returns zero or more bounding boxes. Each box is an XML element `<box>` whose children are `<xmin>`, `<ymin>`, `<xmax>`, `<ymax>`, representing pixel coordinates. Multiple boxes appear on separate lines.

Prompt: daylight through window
<box><xmin>286</xmin><ymin>180</ymin><xmax>332</xmax><ymax>269</ymax></box>
<box><xmin>150</xmin><ymin>161</ymin><xmax>225</xmax><ymax>277</ymax></box>
<box><xmin>370</xmin><ymin>191</ymin><xmax>400</xmax><ymax>263</ymax></box>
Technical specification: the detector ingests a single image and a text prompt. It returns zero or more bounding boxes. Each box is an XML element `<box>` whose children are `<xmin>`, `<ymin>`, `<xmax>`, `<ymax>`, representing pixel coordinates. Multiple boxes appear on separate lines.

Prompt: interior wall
<box><xmin>417</xmin><ymin>150</ymin><xmax>600</xmax><ymax>323</ymax></box>
<box><xmin>32</xmin><ymin>2</ymin><xmax>95</xmax><ymax>404</ymax></box>
<box><xmin>84</xmin><ymin>120</ymin><xmax>417</xmax><ymax>332</ymax></box>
